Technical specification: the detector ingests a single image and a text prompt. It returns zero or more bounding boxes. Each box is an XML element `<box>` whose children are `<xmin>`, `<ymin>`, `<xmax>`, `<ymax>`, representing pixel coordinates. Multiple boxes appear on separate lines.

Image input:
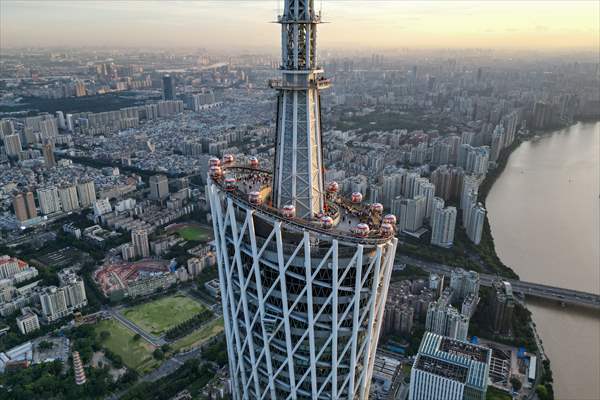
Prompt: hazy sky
<box><xmin>1</xmin><ymin>1</ymin><xmax>598</xmax><ymax>51</ymax></box>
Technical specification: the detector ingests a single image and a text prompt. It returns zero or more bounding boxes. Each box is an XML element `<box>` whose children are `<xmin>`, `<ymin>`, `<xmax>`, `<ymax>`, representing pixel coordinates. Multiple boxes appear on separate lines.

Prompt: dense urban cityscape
<box><xmin>0</xmin><ymin>1</ymin><xmax>598</xmax><ymax>400</ymax></box>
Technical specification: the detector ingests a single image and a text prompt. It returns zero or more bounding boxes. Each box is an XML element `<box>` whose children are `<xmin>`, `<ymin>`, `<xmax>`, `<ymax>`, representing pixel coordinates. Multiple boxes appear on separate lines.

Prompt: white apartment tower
<box><xmin>431</xmin><ymin>200</ymin><xmax>457</xmax><ymax>248</ymax></box>
<box><xmin>207</xmin><ymin>2</ymin><xmax>398</xmax><ymax>398</ymax></box>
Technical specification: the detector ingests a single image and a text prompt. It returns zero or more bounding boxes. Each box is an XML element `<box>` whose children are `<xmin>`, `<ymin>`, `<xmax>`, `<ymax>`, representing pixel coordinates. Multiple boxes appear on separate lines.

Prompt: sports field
<box><xmin>178</xmin><ymin>225</ymin><xmax>211</xmax><ymax>241</ymax></box>
<box><xmin>172</xmin><ymin>317</ymin><xmax>224</xmax><ymax>352</ymax></box>
<box><xmin>95</xmin><ymin>319</ymin><xmax>160</xmax><ymax>373</ymax></box>
<box><xmin>167</xmin><ymin>223</ymin><xmax>212</xmax><ymax>242</ymax></box>
<box><xmin>122</xmin><ymin>294</ymin><xmax>205</xmax><ymax>336</ymax></box>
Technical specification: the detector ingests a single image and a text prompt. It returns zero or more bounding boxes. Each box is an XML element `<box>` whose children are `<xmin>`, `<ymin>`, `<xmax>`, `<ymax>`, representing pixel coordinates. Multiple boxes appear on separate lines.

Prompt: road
<box><xmin>396</xmin><ymin>255</ymin><xmax>600</xmax><ymax>310</ymax></box>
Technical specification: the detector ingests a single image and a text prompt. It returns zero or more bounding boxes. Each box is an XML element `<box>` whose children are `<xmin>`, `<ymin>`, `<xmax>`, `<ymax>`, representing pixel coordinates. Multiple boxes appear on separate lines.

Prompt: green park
<box><xmin>122</xmin><ymin>294</ymin><xmax>206</xmax><ymax>336</ymax></box>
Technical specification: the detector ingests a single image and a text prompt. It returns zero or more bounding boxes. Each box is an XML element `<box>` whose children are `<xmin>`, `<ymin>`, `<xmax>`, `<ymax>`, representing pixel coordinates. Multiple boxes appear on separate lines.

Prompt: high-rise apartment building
<box><xmin>149</xmin><ymin>174</ymin><xmax>169</xmax><ymax>200</ymax></box>
<box><xmin>12</xmin><ymin>194</ymin><xmax>29</xmax><ymax>222</ymax></box>
<box><xmin>58</xmin><ymin>269</ymin><xmax>88</xmax><ymax>310</ymax></box>
<box><xmin>409</xmin><ymin>332</ymin><xmax>491</xmax><ymax>400</ymax></box>
<box><xmin>425</xmin><ymin>299</ymin><xmax>469</xmax><ymax>341</ymax></box>
<box><xmin>40</xmin><ymin>270</ymin><xmax>87</xmax><ymax>322</ymax></box>
<box><xmin>4</xmin><ymin>134</ymin><xmax>22</xmax><ymax>158</ymax></box>
<box><xmin>466</xmin><ymin>203</ymin><xmax>486</xmax><ymax>245</ymax></box>
<box><xmin>40</xmin><ymin>286</ymin><xmax>69</xmax><ymax>322</ymax></box>
<box><xmin>0</xmin><ymin>119</ymin><xmax>14</xmax><ymax>138</ymax></box>
<box><xmin>37</xmin><ymin>187</ymin><xmax>62</xmax><ymax>215</ymax></box>
<box><xmin>207</xmin><ymin>2</ymin><xmax>398</xmax><ymax>398</ymax></box>
<box><xmin>12</xmin><ymin>192</ymin><xmax>37</xmax><ymax>222</ymax></box>
<box><xmin>132</xmin><ymin>229</ymin><xmax>150</xmax><ymax>258</ymax></box>
<box><xmin>415</xmin><ymin>179</ymin><xmax>435</xmax><ymax>220</ymax></box>
<box><xmin>397</xmin><ymin>195</ymin><xmax>426</xmax><ymax>234</ymax></box>
<box><xmin>58</xmin><ymin>185</ymin><xmax>79</xmax><ymax>212</ymax></box>
<box><xmin>431</xmin><ymin>202</ymin><xmax>457</xmax><ymax>248</ymax></box>
<box><xmin>76</xmin><ymin>180</ymin><xmax>96</xmax><ymax>208</ymax></box>
<box><xmin>16</xmin><ymin>308</ymin><xmax>40</xmax><ymax>335</ymax></box>
<box><xmin>490</xmin><ymin>280</ymin><xmax>514</xmax><ymax>335</ymax></box>
<box><xmin>450</xmin><ymin>269</ymin><xmax>480</xmax><ymax>304</ymax></box>
<box><xmin>42</xmin><ymin>143</ymin><xmax>56</xmax><ymax>168</ymax></box>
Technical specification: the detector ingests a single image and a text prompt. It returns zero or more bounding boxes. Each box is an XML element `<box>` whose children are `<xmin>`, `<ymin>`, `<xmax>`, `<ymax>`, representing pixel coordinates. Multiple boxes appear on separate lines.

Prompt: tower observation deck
<box><xmin>207</xmin><ymin>1</ymin><xmax>398</xmax><ymax>399</ymax></box>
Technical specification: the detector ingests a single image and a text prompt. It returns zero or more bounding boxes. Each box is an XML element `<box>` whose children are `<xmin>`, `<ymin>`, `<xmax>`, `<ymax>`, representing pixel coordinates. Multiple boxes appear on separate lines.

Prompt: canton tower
<box><xmin>207</xmin><ymin>1</ymin><xmax>398</xmax><ymax>399</ymax></box>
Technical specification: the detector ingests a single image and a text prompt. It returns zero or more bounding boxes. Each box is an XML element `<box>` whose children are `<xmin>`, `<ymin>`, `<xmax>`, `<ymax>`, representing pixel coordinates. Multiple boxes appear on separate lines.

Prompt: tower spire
<box><xmin>271</xmin><ymin>0</ymin><xmax>330</xmax><ymax>218</ymax></box>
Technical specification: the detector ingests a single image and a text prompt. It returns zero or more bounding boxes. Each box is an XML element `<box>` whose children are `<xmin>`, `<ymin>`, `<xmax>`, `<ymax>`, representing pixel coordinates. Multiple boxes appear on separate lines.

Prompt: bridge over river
<box><xmin>395</xmin><ymin>255</ymin><xmax>600</xmax><ymax>310</ymax></box>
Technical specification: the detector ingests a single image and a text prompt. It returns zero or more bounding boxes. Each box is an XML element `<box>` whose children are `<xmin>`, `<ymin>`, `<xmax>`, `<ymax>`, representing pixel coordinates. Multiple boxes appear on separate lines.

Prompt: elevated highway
<box><xmin>395</xmin><ymin>255</ymin><xmax>600</xmax><ymax>310</ymax></box>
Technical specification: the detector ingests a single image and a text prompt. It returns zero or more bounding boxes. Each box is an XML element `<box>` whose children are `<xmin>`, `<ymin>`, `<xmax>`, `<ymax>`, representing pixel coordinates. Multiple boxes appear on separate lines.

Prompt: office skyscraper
<box><xmin>409</xmin><ymin>332</ymin><xmax>491</xmax><ymax>400</ymax></box>
<box><xmin>207</xmin><ymin>1</ymin><xmax>398</xmax><ymax>398</ymax></box>
<box><xmin>162</xmin><ymin>75</ymin><xmax>175</xmax><ymax>100</ymax></box>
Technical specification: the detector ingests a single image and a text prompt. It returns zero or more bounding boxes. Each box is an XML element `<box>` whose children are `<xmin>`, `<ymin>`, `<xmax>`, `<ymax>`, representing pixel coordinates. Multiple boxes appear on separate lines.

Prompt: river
<box><xmin>486</xmin><ymin>121</ymin><xmax>600</xmax><ymax>400</ymax></box>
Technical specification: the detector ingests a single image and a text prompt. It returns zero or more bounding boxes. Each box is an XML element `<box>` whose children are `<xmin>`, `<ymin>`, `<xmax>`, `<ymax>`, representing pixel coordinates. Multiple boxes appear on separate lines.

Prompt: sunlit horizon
<box><xmin>1</xmin><ymin>0</ymin><xmax>598</xmax><ymax>52</ymax></box>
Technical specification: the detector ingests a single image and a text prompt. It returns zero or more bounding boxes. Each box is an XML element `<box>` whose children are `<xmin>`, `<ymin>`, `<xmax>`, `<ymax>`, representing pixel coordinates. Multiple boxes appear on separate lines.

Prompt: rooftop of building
<box><xmin>415</xmin><ymin>332</ymin><xmax>491</xmax><ymax>389</ymax></box>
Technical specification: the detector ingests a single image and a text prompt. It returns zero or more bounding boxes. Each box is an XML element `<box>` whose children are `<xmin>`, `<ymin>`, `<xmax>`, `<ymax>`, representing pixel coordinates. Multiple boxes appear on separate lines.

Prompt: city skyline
<box><xmin>0</xmin><ymin>0</ymin><xmax>598</xmax><ymax>399</ymax></box>
<box><xmin>1</xmin><ymin>0</ymin><xmax>599</xmax><ymax>51</ymax></box>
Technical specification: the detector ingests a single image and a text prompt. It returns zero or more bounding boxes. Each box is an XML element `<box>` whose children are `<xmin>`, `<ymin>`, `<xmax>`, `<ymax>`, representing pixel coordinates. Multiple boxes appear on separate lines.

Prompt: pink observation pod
<box><xmin>354</xmin><ymin>223</ymin><xmax>370</xmax><ymax>237</ymax></box>
<box><xmin>351</xmin><ymin>192</ymin><xmax>363</xmax><ymax>204</ymax></box>
<box><xmin>380</xmin><ymin>223</ymin><xmax>394</xmax><ymax>237</ymax></box>
<box><xmin>383</xmin><ymin>214</ymin><xmax>397</xmax><ymax>226</ymax></box>
<box><xmin>209</xmin><ymin>157</ymin><xmax>221</xmax><ymax>167</ymax></box>
<box><xmin>224</xmin><ymin>177</ymin><xmax>236</xmax><ymax>191</ymax></box>
<box><xmin>321</xmin><ymin>215</ymin><xmax>334</xmax><ymax>229</ymax></box>
<box><xmin>209</xmin><ymin>166</ymin><xmax>223</xmax><ymax>179</ymax></box>
<box><xmin>223</xmin><ymin>154</ymin><xmax>234</xmax><ymax>164</ymax></box>
<box><xmin>370</xmin><ymin>203</ymin><xmax>384</xmax><ymax>213</ymax></box>
<box><xmin>249</xmin><ymin>157</ymin><xmax>259</xmax><ymax>168</ymax></box>
<box><xmin>248</xmin><ymin>191</ymin><xmax>261</xmax><ymax>205</ymax></box>
<box><xmin>282</xmin><ymin>204</ymin><xmax>296</xmax><ymax>218</ymax></box>
<box><xmin>327</xmin><ymin>181</ymin><xmax>339</xmax><ymax>193</ymax></box>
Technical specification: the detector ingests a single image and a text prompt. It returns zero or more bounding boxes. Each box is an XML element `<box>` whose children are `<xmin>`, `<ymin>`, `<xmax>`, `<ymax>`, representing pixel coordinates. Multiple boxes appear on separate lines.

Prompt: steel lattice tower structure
<box><xmin>207</xmin><ymin>1</ymin><xmax>398</xmax><ymax>399</ymax></box>
<box><xmin>271</xmin><ymin>0</ymin><xmax>326</xmax><ymax>219</ymax></box>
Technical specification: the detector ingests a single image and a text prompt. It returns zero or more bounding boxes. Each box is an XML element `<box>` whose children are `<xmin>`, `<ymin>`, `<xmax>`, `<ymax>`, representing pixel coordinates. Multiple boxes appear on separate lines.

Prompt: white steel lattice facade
<box><xmin>207</xmin><ymin>0</ymin><xmax>399</xmax><ymax>398</ymax></box>
<box><xmin>208</xmin><ymin>186</ymin><xmax>398</xmax><ymax>399</ymax></box>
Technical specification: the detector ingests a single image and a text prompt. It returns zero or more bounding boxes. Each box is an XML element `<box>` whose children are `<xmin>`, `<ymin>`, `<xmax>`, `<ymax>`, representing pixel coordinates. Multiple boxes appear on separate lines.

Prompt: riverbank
<box><xmin>485</xmin><ymin>121</ymin><xmax>600</xmax><ymax>400</ymax></box>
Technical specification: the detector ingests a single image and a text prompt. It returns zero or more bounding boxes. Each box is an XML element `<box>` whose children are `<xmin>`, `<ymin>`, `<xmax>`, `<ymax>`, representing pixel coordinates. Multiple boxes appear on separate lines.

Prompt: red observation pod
<box><xmin>354</xmin><ymin>223</ymin><xmax>370</xmax><ymax>237</ymax></box>
<box><xmin>223</xmin><ymin>154</ymin><xmax>235</xmax><ymax>164</ymax></box>
<box><xmin>209</xmin><ymin>166</ymin><xmax>223</xmax><ymax>179</ymax></box>
<box><xmin>327</xmin><ymin>181</ymin><xmax>339</xmax><ymax>193</ymax></box>
<box><xmin>351</xmin><ymin>192</ymin><xmax>363</xmax><ymax>204</ymax></box>
<box><xmin>209</xmin><ymin>157</ymin><xmax>221</xmax><ymax>167</ymax></box>
<box><xmin>321</xmin><ymin>215</ymin><xmax>334</xmax><ymax>229</ymax></box>
<box><xmin>383</xmin><ymin>214</ymin><xmax>397</xmax><ymax>226</ymax></box>
<box><xmin>370</xmin><ymin>203</ymin><xmax>384</xmax><ymax>213</ymax></box>
<box><xmin>249</xmin><ymin>157</ymin><xmax>259</xmax><ymax>168</ymax></box>
<box><xmin>224</xmin><ymin>177</ymin><xmax>236</xmax><ymax>191</ymax></box>
<box><xmin>380</xmin><ymin>223</ymin><xmax>394</xmax><ymax>237</ymax></box>
<box><xmin>248</xmin><ymin>191</ymin><xmax>261</xmax><ymax>205</ymax></box>
<box><xmin>282</xmin><ymin>204</ymin><xmax>296</xmax><ymax>218</ymax></box>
